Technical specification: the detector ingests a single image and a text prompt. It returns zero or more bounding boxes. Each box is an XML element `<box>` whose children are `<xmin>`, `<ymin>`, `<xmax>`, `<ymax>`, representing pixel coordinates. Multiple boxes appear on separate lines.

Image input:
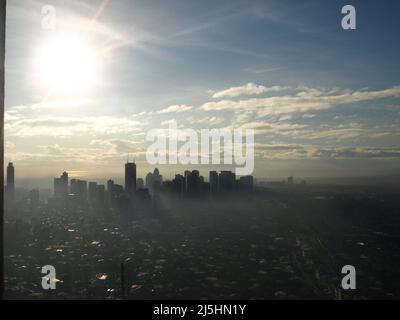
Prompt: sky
<box><xmin>4</xmin><ymin>0</ymin><xmax>400</xmax><ymax>187</ymax></box>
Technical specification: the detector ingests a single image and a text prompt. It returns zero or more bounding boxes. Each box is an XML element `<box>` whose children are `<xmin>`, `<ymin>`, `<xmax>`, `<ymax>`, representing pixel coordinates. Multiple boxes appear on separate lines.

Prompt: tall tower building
<box><xmin>54</xmin><ymin>171</ymin><xmax>68</xmax><ymax>198</ymax></box>
<box><xmin>209</xmin><ymin>171</ymin><xmax>218</xmax><ymax>193</ymax></box>
<box><xmin>125</xmin><ymin>161</ymin><xmax>136</xmax><ymax>194</ymax></box>
<box><xmin>6</xmin><ymin>162</ymin><xmax>15</xmax><ymax>202</ymax></box>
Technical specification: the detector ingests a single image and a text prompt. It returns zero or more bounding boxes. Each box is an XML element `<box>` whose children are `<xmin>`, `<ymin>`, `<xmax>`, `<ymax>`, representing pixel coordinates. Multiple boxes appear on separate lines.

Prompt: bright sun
<box><xmin>35</xmin><ymin>37</ymin><xmax>99</xmax><ymax>94</ymax></box>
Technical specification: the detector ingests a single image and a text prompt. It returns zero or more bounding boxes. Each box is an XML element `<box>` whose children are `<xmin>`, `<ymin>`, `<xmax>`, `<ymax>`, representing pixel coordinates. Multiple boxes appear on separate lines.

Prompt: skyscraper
<box><xmin>88</xmin><ymin>182</ymin><xmax>97</xmax><ymax>204</ymax></box>
<box><xmin>30</xmin><ymin>189</ymin><xmax>40</xmax><ymax>209</ymax></box>
<box><xmin>125</xmin><ymin>161</ymin><xmax>136</xmax><ymax>194</ymax></box>
<box><xmin>6</xmin><ymin>162</ymin><xmax>15</xmax><ymax>202</ymax></box>
<box><xmin>145</xmin><ymin>172</ymin><xmax>153</xmax><ymax>190</ymax></box>
<box><xmin>152</xmin><ymin>168</ymin><xmax>162</xmax><ymax>193</ymax></box>
<box><xmin>136</xmin><ymin>178</ymin><xmax>144</xmax><ymax>190</ymax></box>
<box><xmin>209</xmin><ymin>171</ymin><xmax>218</xmax><ymax>193</ymax></box>
<box><xmin>54</xmin><ymin>171</ymin><xmax>68</xmax><ymax>198</ymax></box>
<box><xmin>238</xmin><ymin>175</ymin><xmax>254</xmax><ymax>192</ymax></box>
<box><xmin>219</xmin><ymin>171</ymin><xmax>235</xmax><ymax>193</ymax></box>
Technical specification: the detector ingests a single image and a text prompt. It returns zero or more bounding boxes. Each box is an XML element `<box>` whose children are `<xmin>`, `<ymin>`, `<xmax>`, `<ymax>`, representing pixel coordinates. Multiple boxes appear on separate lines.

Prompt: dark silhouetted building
<box><xmin>88</xmin><ymin>182</ymin><xmax>97</xmax><ymax>204</ymax></box>
<box><xmin>136</xmin><ymin>178</ymin><xmax>144</xmax><ymax>190</ymax></box>
<box><xmin>125</xmin><ymin>162</ymin><xmax>137</xmax><ymax>195</ymax></box>
<box><xmin>219</xmin><ymin>171</ymin><xmax>235</xmax><ymax>193</ymax></box>
<box><xmin>6</xmin><ymin>162</ymin><xmax>15</xmax><ymax>203</ymax></box>
<box><xmin>30</xmin><ymin>189</ymin><xmax>40</xmax><ymax>209</ymax></box>
<box><xmin>107</xmin><ymin>179</ymin><xmax>114</xmax><ymax>205</ymax></box>
<box><xmin>54</xmin><ymin>171</ymin><xmax>68</xmax><ymax>198</ymax></box>
<box><xmin>238</xmin><ymin>175</ymin><xmax>254</xmax><ymax>192</ymax></box>
<box><xmin>170</xmin><ymin>174</ymin><xmax>184</xmax><ymax>196</ymax></box>
<box><xmin>146</xmin><ymin>168</ymin><xmax>162</xmax><ymax>194</ymax></box>
<box><xmin>145</xmin><ymin>172</ymin><xmax>153</xmax><ymax>190</ymax></box>
<box><xmin>96</xmin><ymin>184</ymin><xmax>105</xmax><ymax>207</ymax></box>
<box><xmin>209</xmin><ymin>171</ymin><xmax>218</xmax><ymax>193</ymax></box>
<box><xmin>152</xmin><ymin>168</ymin><xmax>162</xmax><ymax>192</ymax></box>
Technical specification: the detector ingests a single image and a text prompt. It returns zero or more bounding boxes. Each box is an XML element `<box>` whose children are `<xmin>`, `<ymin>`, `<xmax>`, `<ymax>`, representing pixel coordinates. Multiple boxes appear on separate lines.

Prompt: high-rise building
<box><xmin>136</xmin><ymin>178</ymin><xmax>144</xmax><ymax>190</ymax></box>
<box><xmin>54</xmin><ymin>171</ymin><xmax>68</xmax><ymax>198</ymax></box>
<box><xmin>125</xmin><ymin>162</ymin><xmax>136</xmax><ymax>194</ymax></box>
<box><xmin>172</xmin><ymin>174</ymin><xmax>185</xmax><ymax>196</ymax></box>
<box><xmin>238</xmin><ymin>175</ymin><xmax>254</xmax><ymax>192</ymax></box>
<box><xmin>152</xmin><ymin>168</ymin><xmax>162</xmax><ymax>192</ymax></box>
<box><xmin>30</xmin><ymin>189</ymin><xmax>40</xmax><ymax>208</ymax></box>
<box><xmin>145</xmin><ymin>172</ymin><xmax>153</xmax><ymax>190</ymax></box>
<box><xmin>70</xmin><ymin>179</ymin><xmax>78</xmax><ymax>194</ymax></box>
<box><xmin>70</xmin><ymin>179</ymin><xmax>88</xmax><ymax>203</ymax></box>
<box><xmin>219</xmin><ymin>171</ymin><xmax>235</xmax><ymax>193</ymax></box>
<box><xmin>6</xmin><ymin>162</ymin><xmax>15</xmax><ymax>202</ymax></box>
<box><xmin>107</xmin><ymin>179</ymin><xmax>114</xmax><ymax>192</ymax></box>
<box><xmin>184</xmin><ymin>170</ymin><xmax>200</xmax><ymax>194</ymax></box>
<box><xmin>77</xmin><ymin>180</ymin><xmax>87</xmax><ymax>202</ymax></box>
<box><xmin>88</xmin><ymin>182</ymin><xmax>97</xmax><ymax>203</ymax></box>
<box><xmin>96</xmin><ymin>184</ymin><xmax>105</xmax><ymax>206</ymax></box>
<box><xmin>209</xmin><ymin>171</ymin><xmax>218</xmax><ymax>193</ymax></box>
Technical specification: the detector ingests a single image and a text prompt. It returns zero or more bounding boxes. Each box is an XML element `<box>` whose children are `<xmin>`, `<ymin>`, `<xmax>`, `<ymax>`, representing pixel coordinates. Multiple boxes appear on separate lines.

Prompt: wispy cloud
<box><xmin>212</xmin><ymin>83</ymin><xmax>287</xmax><ymax>99</ymax></box>
<box><xmin>6</xmin><ymin>115</ymin><xmax>143</xmax><ymax>137</ymax></box>
<box><xmin>157</xmin><ymin>104</ymin><xmax>193</xmax><ymax>114</ymax></box>
<box><xmin>203</xmin><ymin>86</ymin><xmax>400</xmax><ymax>116</ymax></box>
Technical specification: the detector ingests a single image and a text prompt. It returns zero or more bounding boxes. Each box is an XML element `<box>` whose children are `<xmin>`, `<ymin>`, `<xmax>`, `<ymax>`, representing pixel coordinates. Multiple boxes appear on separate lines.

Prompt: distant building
<box><xmin>145</xmin><ymin>172</ymin><xmax>153</xmax><ymax>190</ymax></box>
<box><xmin>112</xmin><ymin>184</ymin><xmax>124</xmax><ymax>198</ymax></box>
<box><xmin>172</xmin><ymin>174</ymin><xmax>185</xmax><ymax>196</ymax></box>
<box><xmin>107</xmin><ymin>179</ymin><xmax>114</xmax><ymax>204</ymax></box>
<box><xmin>30</xmin><ymin>189</ymin><xmax>40</xmax><ymax>208</ymax></box>
<box><xmin>70</xmin><ymin>179</ymin><xmax>78</xmax><ymax>194</ymax></box>
<box><xmin>96</xmin><ymin>184</ymin><xmax>105</xmax><ymax>206</ymax></box>
<box><xmin>6</xmin><ymin>162</ymin><xmax>15</xmax><ymax>203</ymax></box>
<box><xmin>136</xmin><ymin>178</ymin><xmax>144</xmax><ymax>190</ymax></box>
<box><xmin>54</xmin><ymin>171</ymin><xmax>68</xmax><ymax>198</ymax></box>
<box><xmin>77</xmin><ymin>180</ymin><xmax>88</xmax><ymax>201</ymax></box>
<box><xmin>152</xmin><ymin>168</ymin><xmax>162</xmax><ymax>192</ymax></box>
<box><xmin>125</xmin><ymin>162</ymin><xmax>137</xmax><ymax>194</ymax></box>
<box><xmin>238</xmin><ymin>176</ymin><xmax>254</xmax><ymax>192</ymax></box>
<box><xmin>209</xmin><ymin>171</ymin><xmax>218</xmax><ymax>193</ymax></box>
<box><xmin>107</xmin><ymin>179</ymin><xmax>114</xmax><ymax>192</ymax></box>
<box><xmin>146</xmin><ymin>168</ymin><xmax>162</xmax><ymax>194</ymax></box>
<box><xmin>88</xmin><ymin>182</ymin><xmax>97</xmax><ymax>204</ymax></box>
<box><xmin>219</xmin><ymin>171</ymin><xmax>235</xmax><ymax>193</ymax></box>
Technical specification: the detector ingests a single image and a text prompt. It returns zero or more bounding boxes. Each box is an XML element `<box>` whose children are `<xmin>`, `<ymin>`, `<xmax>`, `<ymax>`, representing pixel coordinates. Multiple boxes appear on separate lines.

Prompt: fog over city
<box><xmin>5</xmin><ymin>0</ymin><xmax>400</xmax><ymax>183</ymax></box>
<box><xmin>3</xmin><ymin>0</ymin><xmax>400</xmax><ymax>300</ymax></box>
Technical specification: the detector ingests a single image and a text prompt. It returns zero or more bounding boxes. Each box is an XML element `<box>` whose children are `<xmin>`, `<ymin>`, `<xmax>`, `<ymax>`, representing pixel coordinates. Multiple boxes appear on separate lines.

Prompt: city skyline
<box><xmin>4</xmin><ymin>0</ymin><xmax>400</xmax><ymax>182</ymax></box>
<box><xmin>4</xmin><ymin>0</ymin><xmax>400</xmax><ymax>302</ymax></box>
<box><xmin>5</xmin><ymin>160</ymin><xmax>257</xmax><ymax>196</ymax></box>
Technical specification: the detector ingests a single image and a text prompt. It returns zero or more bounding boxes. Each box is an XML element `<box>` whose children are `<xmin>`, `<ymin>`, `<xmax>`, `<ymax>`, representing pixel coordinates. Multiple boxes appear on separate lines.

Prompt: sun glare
<box><xmin>35</xmin><ymin>37</ymin><xmax>99</xmax><ymax>94</ymax></box>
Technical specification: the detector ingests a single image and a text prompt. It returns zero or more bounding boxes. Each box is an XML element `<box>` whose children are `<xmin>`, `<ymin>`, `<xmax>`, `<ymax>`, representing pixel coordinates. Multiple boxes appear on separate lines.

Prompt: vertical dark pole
<box><xmin>0</xmin><ymin>0</ymin><xmax>6</xmax><ymax>301</ymax></box>
<box><xmin>120</xmin><ymin>262</ymin><xmax>125</xmax><ymax>299</ymax></box>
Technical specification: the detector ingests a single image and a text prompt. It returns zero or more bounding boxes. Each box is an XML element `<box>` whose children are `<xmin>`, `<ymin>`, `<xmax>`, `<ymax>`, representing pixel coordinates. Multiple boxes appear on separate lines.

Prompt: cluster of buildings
<box><xmin>165</xmin><ymin>170</ymin><xmax>253</xmax><ymax>196</ymax></box>
<box><xmin>5</xmin><ymin>161</ymin><xmax>255</xmax><ymax>211</ymax></box>
<box><xmin>51</xmin><ymin>162</ymin><xmax>254</xmax><ymax>206</ymax></box>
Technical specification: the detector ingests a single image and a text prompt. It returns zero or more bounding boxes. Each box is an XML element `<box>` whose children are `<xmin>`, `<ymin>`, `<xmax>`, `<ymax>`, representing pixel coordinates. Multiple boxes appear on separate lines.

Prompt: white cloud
<box><xmin>5</xmin><ymin>115</ymin><xmax>143</xmax><ymax>137</ymax></box>
<box><xmin>255</xmin><ymin>143</ymin><xmax>400</xmax><ymax>160</ymax></box>
<box><xmin>157</xmin><ymin>104</ymin><xmax>193</xmax><ymax>114</ymax></box>
<box><xmin>203</xmin><ymin>86</ymin><xmax>400</xmax><ymax>116</ymax></box>
<box><xmin>212</xmin><ymin>83</ymin><xmax>287</xmax><ymax>99</ymax></box>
